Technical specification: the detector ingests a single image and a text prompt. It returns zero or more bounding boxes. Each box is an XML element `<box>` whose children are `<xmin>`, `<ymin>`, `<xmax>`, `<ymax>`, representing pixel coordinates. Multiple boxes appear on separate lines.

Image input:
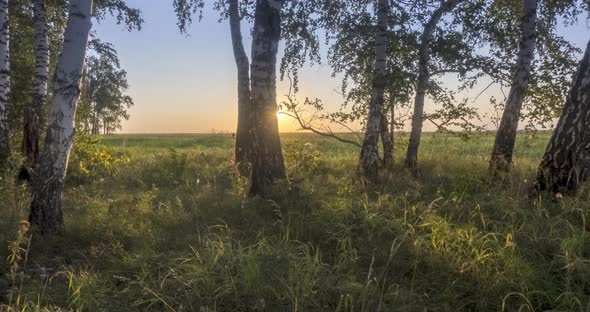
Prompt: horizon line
<box><xmin>99</xmin><ymin>130</ymin><xmax>551</xmax><ymax>135</ymax></box>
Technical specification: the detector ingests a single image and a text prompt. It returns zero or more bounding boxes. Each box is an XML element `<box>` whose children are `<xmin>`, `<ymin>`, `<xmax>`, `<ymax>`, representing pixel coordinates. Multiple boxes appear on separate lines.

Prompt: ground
<box><xmin>1</xmin><ymin>132</ymin><xmax>590</xmax><ymax>311</ymax></box>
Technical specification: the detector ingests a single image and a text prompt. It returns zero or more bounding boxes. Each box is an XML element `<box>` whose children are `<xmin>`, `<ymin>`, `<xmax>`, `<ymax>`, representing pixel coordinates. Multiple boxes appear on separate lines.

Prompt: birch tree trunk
<box><xmin>389</xmin><ymin>95</ymin><xmax>395</xmax><ymax>156</ymax></box>
<box><xmin>92</xmin><ymin>107</ymin><xmax>99</xmax><ymax>134</ymax></box>
<box><xmin>29</xmin><ymin>0</ymin><xmax>93</xmax><ymax>233</ymax></box>
<box><xmin>535</xmin><ymin>40</ymin><xmax>590</xmax><ymax>194</ymax></box>
<box><xmin>249</xmin><ymin>0</ymin><xmax>286</xmax><ymax>196</ymax></box>
<box><xmin>490</xmin><ymin>0</ymin><xmax>538</xmax><ymax>172</ymax></box>
<box><xmin>358</xmin><ymin>0</ymin><xmax>389</xmax><ymax>181</ymax></box>
<box><xmin>229</xmin><ymin>0</ymin><xmax>251</xmax><ymax>166</ymax></box>
<box><xmin>380</xmin><ymin>111</ymin><xmax>393</xmax><ymax>167</ymax></box>
<box><xmin>405</xmin><ymin>0</ymin><xmax>461</xmax><ymax>170</ymax></box>
<box><xmin>23</xmin><ymin>0</ymin><xmax>50</xmax><ymax>164</ymax></box>
<box><xmin>385</xmin><ymin>93</ymin><xmax>396</xmax><ymax>166</ymax></box>
<box><xmin>0</xmin><ymin>0</ymin><xmax>10</xmax><ymax>165</ymax></box>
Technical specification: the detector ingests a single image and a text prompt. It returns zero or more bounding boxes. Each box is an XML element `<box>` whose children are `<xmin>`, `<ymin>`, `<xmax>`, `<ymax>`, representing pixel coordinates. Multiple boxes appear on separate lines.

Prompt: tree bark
<box><xmin>0</xmin><ymin>0</ymin><xmax>10</xmax><ymax>165</ymax></box>
<box><xmin>535</xmin><ymin>40</ymin><xmax>590</xmax><ymax>195</ymax></box>
<box><xmin>29</xmin><ymin>0</ymin><xmax>93</xmax><ymax>234</ymax></box>
<box><xmin>249</xmin><ymin>0</ymin><xmax>286</xmax><ymax>196</ymax></box>
<box><xmin>92</xmin><ymin>107</ymin><xmax>99</xmax><ymax>134</ymax></box>
<box><xmin>229</xmin><ymin>0</ymin><xmax>252</xmax><ymax>166</ymax></box>
<box><xmin>385</xmin><ymin>93</ymin><xmax>396</xmax><ymax>166</ymax></box>
<box><xmin>380</xmin><ymin>111</ymin><xmax>393</xmax><ymax>167</ymax></box>
<box><xmin>405</xmin><ymin>0</ymin><xmax>461</xmax><ymax>170</ymax></box>
<box><xmin>23</xmin><ymin>0</ymin><xmax>50</xmax><ymax>164</ymax></box>
<box><xmin>358</xmin><ymin>0</ymin><xmax>389</xmax><ymax>181</ymax></box>
<box><xmin>389</xmin><ymin>95</ymin><xmax>395</xmax><ymax>156</ymax></box>
<box><xmin>490</xmin><ymin>0</ymin><xmax>538</xmax><ymax>172</ymax></box>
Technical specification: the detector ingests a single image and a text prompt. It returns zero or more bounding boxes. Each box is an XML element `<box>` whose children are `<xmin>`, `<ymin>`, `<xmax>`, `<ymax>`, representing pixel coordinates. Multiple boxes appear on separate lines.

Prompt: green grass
<box><xmin>3</xmin><ymin>131</ymin><xmax>590</xmax><ymax>311</ymax></box>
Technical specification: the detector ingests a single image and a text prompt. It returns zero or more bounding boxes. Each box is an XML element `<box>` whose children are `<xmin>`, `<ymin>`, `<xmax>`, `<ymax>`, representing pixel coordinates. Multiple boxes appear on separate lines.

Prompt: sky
<box><xmin>93</xmin><ymin>0</ymin><xmax>590</xmax><ymax>134</ymax></box>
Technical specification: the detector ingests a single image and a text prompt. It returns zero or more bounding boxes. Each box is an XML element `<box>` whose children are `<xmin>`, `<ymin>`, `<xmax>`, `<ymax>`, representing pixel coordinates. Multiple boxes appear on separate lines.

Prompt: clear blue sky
<box><xmin>93</xmin><ymin>0</ymin><xmax>589</xmax><ymax>133</ymax></box>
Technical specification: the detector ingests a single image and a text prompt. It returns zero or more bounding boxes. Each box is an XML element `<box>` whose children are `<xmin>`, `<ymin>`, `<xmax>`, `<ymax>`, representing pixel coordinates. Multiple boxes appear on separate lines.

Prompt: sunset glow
<box><xmin>91</xmin><ymin>1</ymin><xmax>588</xmax><ymax>134</ymax></box>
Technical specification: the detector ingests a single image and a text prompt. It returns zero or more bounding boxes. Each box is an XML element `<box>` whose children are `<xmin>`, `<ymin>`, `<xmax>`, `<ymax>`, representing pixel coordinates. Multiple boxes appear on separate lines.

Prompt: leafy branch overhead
<box><xmin>173</xmin><ymin>0</ymin><xmax>205</xmax><ymax>34</ymax></box>
<box><xmin>94</xmin><ymin>0</ymin><xmax>144</xmax><ymax>31</ymax></box>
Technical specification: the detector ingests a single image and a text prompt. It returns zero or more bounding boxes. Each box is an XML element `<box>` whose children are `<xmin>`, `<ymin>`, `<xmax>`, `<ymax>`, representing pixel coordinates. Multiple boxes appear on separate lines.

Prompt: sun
<box><xmin>277</xmin><ymin>112</ymin><xmax>285</xmax><ymax>120</ymax></box>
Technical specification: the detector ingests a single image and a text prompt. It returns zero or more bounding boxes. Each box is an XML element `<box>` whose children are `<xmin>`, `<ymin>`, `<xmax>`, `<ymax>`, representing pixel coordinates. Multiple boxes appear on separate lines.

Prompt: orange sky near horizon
<box><xmin>93</xmin><ymin>0</ymin><xmax>589</xmax><ymax>134</ymax></box>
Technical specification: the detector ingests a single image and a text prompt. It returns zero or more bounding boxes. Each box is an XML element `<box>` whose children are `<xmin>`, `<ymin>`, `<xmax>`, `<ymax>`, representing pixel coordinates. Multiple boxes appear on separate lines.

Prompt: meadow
<box><xmin>1</xmin><ymin>132</ymin><xmax>590</xmax><ymax>311</ymax></box>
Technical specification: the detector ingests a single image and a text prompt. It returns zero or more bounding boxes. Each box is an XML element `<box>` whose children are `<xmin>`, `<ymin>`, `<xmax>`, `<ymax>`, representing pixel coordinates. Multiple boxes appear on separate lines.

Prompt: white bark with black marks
<box><xmin>249</xmin><ymin>0</ymin><xmax>286</xmax><ymax>196</ymax></box>
<box><xmin>0</xmin><ymin>0</ymin><xmax>9</xmax><ymax>165</ymax></box>
<box><xmin>536</xmin><ymin>40</ymin><xmax>590</xmax><ymax>194</ymax></box>
<box><xmin>23</xmin><ymin>0</ymin><xmax>50</xmax><ymax>164</ymax></box>
<box><xmin>382</xmin><ymin>92</ymin><xmax>396</xmax><ymax>166</ymax></box>
<box><xmin>229</xmin><ymin>0</ymin><xmax>251</xmax><ymax>166</ymax></box>
<box><xmin>380</xmin><ymin>111</ymin><xmax>393</xmax><ymax>167</ymax></box>
<box><xmin>29</xmin><ymin>0</ymin><xmax>93</xmax><ymax>233</ymax></box>
<box><xmin>405</xmin><ymin>0</ymin><xmax>461</xmax><ymax>170</ymax></box>
<box><xmin>358</xmin><ymin>0</ymin><xmax>389</xmax><ymax>181</ymax></box>
<box><xmin>490</xmin><ymin>0</ymin><xmax>538</xmax><ymax>172</ymax></box>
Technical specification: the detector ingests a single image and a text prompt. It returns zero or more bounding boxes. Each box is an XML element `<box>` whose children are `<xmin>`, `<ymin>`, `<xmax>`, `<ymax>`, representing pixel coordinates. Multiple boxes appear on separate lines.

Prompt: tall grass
<box><xmin>2</xmin><ymin>132</ymin><xmax>590</xmax><ymax>311</ymax></box>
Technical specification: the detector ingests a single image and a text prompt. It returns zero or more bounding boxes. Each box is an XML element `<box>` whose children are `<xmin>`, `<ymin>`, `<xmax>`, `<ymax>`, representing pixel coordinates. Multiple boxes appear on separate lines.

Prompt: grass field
<box><xmin>2</xmin><ymin>131</ymin><xmax>590</xmax><ymax>311</ymax></box>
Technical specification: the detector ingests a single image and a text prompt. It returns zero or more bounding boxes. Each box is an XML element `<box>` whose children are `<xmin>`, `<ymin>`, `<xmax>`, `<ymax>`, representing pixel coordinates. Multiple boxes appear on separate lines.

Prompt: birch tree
<box><xmin>77</xmin><ymin>44</ymin><xmax>133</xmax><ymax>135</ymax></box>
<box><xmin>228</xmin><ymin>0</ymin><xmax>251</xmax><ymax>165</ymax></box>
<box><xmin>405</xmin><ymin>0</ymin><xmax>461</xmax><ymax>170</ymax></box>
<box><xmin>489</xmin><ymin>0</ymin><xmax>538</xmax><ymax>172</ymax></box>
<box><xmin>215</xmin><ymin>0</ymin><xmax>318</xmax><ymax>169</ymax></box>
<box><xmin>380</xmin><ymin>107</ymin><xmax>393</xmax><ymax>166</ymax></box>
<box><xmin>281</xmin><ymin>1</ymin><xmax>481</xmax><ymax>172</ymax></box>
<box><xmin>535</xmin><ymin>40</ymin><xmax>590</xmax><ymax>195</ymax></box>
<box><xmin>174</xmin><ymin>0</ymin><xmax>250</xmax><ymax>165</ymax></box>
<box><xmin>12</xmin><ymin>0</ymin><xmax>139</xmax><ymax>171</ymax></box>
<box><xmin>174</xmin><ymin>0</ymin><xmax>328</xmax><ymax>196</ymax></box>
<box><xmin>0</xmin><ymin>0</ymin><xmax>9</xmax><ymax>166</ymax></box>
<box><xmin>296</xmin><ymin>0</ymin><xmax>416</xmax><ymax>169</ymax></box>
<box><xmin>249</xmin><ymin>0</ymin><xmax>286</xmax><ymax>196</ymax></box>
<box><xmin>358</xmin><ymin>0</ymin><xmax>389</xmax><ymax>181</ymax></box>
<box><xmin>23</xmin><ymin>0</ymin><xmax>50</xmax><ymax>165</ymax></box>
<box><xmin>459</xmin><ymin>0</ymin><xmax>581</xmax><ymax>169</ymax></box>
<box><xmin>29</xmin><ymin>0</ymin><xmax>93</xmax><ymax>233</ymax></box>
